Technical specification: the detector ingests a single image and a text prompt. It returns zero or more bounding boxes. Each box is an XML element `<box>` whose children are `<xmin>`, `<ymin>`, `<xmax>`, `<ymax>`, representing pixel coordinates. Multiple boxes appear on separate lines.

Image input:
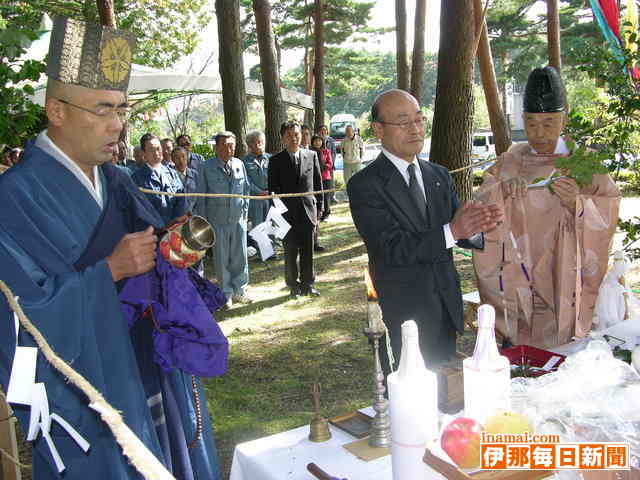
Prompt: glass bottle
<box><xmin>387</xmin><ymin>320</ymin><xmax>439</xmax><ymax>480</ymax></box>
<box><xmin>463</xmin><ymin>304</ymin><xmax>511</xmax><ymax>425</ymax></box>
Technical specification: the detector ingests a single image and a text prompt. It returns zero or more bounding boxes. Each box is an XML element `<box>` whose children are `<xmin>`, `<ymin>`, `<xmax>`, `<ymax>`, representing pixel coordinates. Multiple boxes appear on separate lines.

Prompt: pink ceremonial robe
<box><xmin>472</xmin><ymin>141</ymin><xmax>620</xmax><ymax>347</ymax></box>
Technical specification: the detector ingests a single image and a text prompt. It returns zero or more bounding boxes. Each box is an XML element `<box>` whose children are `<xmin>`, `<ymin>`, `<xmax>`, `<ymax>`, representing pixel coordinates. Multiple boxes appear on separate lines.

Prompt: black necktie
<box><xmin>407</xmin><ymin>163</ymin><xmax>427</xmax><ymax>221</ymax></box>
<box><xmin>224</xmin><ymin>163</ymin><xmax>232</xmax><ymax>176</ymax></box>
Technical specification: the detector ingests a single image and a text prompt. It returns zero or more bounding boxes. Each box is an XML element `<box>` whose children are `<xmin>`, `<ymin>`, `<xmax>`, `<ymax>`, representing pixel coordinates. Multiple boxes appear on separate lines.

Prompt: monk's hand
<box><xmin>552</xmin><ymin>177</ymin><xmax>579</xmax><ymax>214</ymax></box>
<box><xmin>450</xmin><ymin>202</ymin><xmax>503</xmax><ymax>240</ymax></box>
<box><xmin>504</xmin><ymin>177</ymin><xmax>528</xmax><ymax>199</ymax></box>
<box><xmin>106</xmin><ymin>226</ymin><xmax>157</xmax><ymax>282</ymax></box>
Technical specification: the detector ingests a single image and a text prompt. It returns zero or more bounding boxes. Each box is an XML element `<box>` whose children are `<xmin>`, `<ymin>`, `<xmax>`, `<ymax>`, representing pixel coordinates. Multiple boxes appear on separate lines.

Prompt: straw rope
<box><xmin>139</xmin><ymin>158</ymin><xmax>494</xmax><ymax>199</ymax></box>
<box><xmin>139</xmin><ymin>187</ymin><xmax>337</xmax><ymax>199</ymax></box>
<box><xmin>0</xmin><ymin>388</ymin><xmax>30</xmax><ymax>470</ymax></box>
<box><xmin>0</xmin><ymin>281</ymin><xmax>175</xmax><ymax>480</ymax></box>
<box><xmin>0</xmin><ymin>445</ymin><xmax>31</xmax><ymax>470</ymax></box>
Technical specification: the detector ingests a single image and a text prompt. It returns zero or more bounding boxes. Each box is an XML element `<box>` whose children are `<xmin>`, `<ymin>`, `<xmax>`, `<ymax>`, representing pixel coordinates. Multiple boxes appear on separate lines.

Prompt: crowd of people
<box><xmin>0</xmin><ymin>14</ymin><xmax>622</xmax><ymax>480</ymax></box>
<box><xmin>96</xmin><ymin>117</ymin><xmax>364</xmax><ymax>308</ymax></box>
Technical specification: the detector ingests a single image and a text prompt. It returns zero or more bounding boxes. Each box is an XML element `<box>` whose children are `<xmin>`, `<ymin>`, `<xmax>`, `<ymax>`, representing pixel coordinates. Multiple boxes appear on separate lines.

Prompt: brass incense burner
<box><xmin>182</xmin><ymin>215</ymin><xmax>215</xmax><ymax>251</ymax></box>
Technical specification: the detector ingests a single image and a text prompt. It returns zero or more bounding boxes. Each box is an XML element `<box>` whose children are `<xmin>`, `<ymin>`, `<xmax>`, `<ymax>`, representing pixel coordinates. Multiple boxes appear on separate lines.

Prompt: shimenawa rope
<box><xmin>138</xmin><ymin>157</ymin><xmax>494</xmax><ymax>199</ymax></box>
<box><xmin>0</xmin><ymin>281</ymin><xmax>175</xmax><ymax>480</ymax></box>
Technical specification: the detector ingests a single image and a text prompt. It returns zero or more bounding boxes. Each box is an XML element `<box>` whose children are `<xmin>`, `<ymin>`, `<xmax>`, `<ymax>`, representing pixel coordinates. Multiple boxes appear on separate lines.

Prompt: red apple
<box><xmin>440</xmin><ymin>417</ymin><xmax>483</xmax><ymax>469</ymax></box>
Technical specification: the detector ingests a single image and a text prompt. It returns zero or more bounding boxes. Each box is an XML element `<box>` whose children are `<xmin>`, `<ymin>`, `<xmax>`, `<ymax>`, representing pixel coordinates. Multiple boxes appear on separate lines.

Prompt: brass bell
<box><xmin>308</xmin><ymin>383</ymin><xmax>331</xmax><ymax>442</ymax></box>
<box><xmin>309</xmin><ymin>415</ymin><xmax>332</xmax><ymax>442</ymax></box>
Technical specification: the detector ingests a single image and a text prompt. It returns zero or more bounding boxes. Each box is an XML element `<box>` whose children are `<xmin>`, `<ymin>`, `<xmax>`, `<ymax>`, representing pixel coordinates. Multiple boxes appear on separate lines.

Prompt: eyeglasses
<box><xmin>56</xmin><ymin>98</ymin><xmax>131</xmax><ymax>121</ymax></box>
<box><xmin>375</xmin><ymin>115</ymin><xmax>427</xmax><ymax>131</ymax></box>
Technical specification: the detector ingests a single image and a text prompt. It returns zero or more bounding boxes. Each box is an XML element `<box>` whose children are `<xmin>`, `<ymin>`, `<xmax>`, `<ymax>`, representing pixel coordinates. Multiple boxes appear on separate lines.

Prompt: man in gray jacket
<box><xmin>196</xmin><ymin>131</ymin><xmax>251</xmax><ymax>308</ymax></box>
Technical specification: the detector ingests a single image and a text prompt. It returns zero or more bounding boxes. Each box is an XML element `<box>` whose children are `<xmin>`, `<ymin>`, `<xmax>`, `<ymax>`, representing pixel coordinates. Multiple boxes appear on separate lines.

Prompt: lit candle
<box><xmin>364</xmin><ymin>269</ymin><xmax>385</xmax><ymax>332</ymax></box>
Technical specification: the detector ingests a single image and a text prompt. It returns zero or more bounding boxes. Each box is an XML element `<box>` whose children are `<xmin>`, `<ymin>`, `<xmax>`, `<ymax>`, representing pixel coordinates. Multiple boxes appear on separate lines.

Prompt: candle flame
<box><xmin>364</xmin><ymin>269</ymin><xmax>378</xmax><ymax>301</ymax></box>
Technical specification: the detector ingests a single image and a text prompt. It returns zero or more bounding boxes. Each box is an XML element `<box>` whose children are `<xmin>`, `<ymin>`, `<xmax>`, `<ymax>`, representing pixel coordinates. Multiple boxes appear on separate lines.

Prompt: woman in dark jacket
<box><xmin>310</xmin><ymin>134</ymin><xmax>332</xmax><ymax>221</ymax></box>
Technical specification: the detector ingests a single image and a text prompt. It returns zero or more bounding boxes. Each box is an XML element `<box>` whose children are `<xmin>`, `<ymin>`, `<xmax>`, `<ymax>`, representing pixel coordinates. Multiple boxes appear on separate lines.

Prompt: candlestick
<box><xmin>367</xmin><ymin>301</ymin><xmax>386</xmax><ymax>333</ymax></box>
<box><xmin>363</xmin><ymin>327</ymin><xmax>391</xmax><ymax>448</ymax></box>
<box><xmin>363</xmin><ymin>268</ymin><xmax>390</xmax><ymax>447</ymax></box>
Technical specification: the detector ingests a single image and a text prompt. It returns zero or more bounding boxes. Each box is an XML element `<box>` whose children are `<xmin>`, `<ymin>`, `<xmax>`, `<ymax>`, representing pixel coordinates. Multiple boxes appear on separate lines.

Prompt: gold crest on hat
<box><xmin>47</xmin><ymin>16</ymin><xmax>136</xmax><ymax>92</ymax></box>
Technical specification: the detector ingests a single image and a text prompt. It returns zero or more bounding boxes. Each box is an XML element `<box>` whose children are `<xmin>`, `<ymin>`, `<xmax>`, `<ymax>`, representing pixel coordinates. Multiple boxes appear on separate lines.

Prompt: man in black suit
<box><xmin>268</xmin><ymin>121</ymin><xmax>324</xmax><ymax>298</ymax></box>
<box><xmin>348</xmin><ymin>89</ymin><xmax>503</xmax><ymax>376</ymax></box>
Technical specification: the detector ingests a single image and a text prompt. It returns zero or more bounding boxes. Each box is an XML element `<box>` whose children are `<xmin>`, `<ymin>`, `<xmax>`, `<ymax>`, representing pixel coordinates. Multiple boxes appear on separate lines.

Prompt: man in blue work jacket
<box><xmin>196</xmin><ymin>131</ymin><xmax>251</xmax><ymax>309</ymax></box>
<box><xmin>243</xmin><ymin>130</ymin><xmax>276</xmax><ymax>260</ymax></box>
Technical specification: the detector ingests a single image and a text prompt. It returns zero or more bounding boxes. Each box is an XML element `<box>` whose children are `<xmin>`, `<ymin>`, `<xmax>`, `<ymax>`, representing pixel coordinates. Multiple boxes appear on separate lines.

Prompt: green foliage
<box><xmin>283</xmin><ymin>49</ymin><xmax>438</xmax><ymax>119</ymax></box>
<box><xmin>473</xmin><ymin>84</ymin><xmax>490</xmax><ymax>130</ymax></box>
<box><xmin>486</xmin><ymin>0</ymin><xmax>546</xmax><ymax>87</ymax></box>
<box><xmin>564</xmin><ymin>27</ymin><xmax>640</xmax><ymax>259</ymax></box>
<box><xmin>553</xmin><ymin>140</ymin><xmax>609</xmax><ymax>187</ymax></box>
<box><xmin>0</xmin><ymin>21</ymin><xmax>46</xmax><ymax>147</ymax></box>
<box><xmin>2</xmin><ymin>0</ymin><xmax>211</xmax><ymax>69</ymax></box>
<box><xmin>241</xmin><ymin>0</ymin><xmax>380</xmax><ymax>52</ymax></box>
<box><xmin>473</xmin><ymin>169</ymin><xmax>484</xmax><ymax>186</ymax></box>
<box><xmin>618</xmin><ymin>216</ymin><xmax>640</xmax><ymax>260</ymax></box>
<box><xmin>191</xmin><ymin>143</ymin><xmax>215</xmax><ymax>159</ymax></box>
<box><xmin>127</xmin><ymin>98</ymin><xmax>269</xmax><ymax>152</ymax></box>
<box><xmin>116</xmin><ymin>0</ymin><xmax>212</xmax><ymax>69</ymax></box>
<box><xmin>487</xmin><ymin>0</ymin><xmax>599</xmax><ymax>89</ymax></box>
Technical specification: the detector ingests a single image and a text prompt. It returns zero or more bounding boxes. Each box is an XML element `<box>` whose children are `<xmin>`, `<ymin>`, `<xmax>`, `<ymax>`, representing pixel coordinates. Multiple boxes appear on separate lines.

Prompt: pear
<box><xmin>484</xmin><ymin>410</ymin><xmax>532</xmax><ymax>435</ymax></box>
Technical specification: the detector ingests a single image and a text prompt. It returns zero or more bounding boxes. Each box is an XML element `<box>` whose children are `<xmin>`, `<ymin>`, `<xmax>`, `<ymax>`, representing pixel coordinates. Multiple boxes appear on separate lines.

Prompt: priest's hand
<box><xmin>552</xmin><ymin>177</ymin><xmax>579</xmax><ymax>214</ymax></box>
<box><xmin>504</xmin><ymin>177</ymin><xmax>527</xmax><ymax>199</ymax></box>
<box><xmin>450</xmin><ymin>201</ymin><xmax>503</xmax><ymax>240</ymax></box>
<box><xmin>107</xmin><ymin>226</ymin><xmax>157</xmax><ymax>282</ymax></box>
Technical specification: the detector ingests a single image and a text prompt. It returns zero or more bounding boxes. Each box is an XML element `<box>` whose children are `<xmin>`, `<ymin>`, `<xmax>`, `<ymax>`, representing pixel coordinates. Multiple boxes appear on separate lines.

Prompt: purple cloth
<box><xmin>119</xmin><ymin>252</ymin><xmax>229</xmax><ymax>378</ymax></box>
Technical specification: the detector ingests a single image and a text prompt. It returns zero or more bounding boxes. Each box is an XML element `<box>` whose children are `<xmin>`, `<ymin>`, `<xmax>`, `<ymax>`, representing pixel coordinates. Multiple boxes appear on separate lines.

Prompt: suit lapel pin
<box><xmin>436</xmin><ymin>182</ymin><xmax>440</xmax><ymax>187</ymax></box>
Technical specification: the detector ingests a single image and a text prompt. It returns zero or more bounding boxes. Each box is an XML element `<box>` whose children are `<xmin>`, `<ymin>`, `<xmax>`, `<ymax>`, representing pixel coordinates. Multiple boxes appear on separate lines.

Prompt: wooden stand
<box><xmin>433</xmin><ymin>353</ymin><xmax>466</xmax><ymax>413</ymax></box>
<box><xmin>424</xmin><ymin>448</ymin><xmax>551</xmax><ymax>480</ymax></box>
<box><xmin>0</xmin><ymin>391</ymin><xmax>21</xmax><ymax>480</ymax></box>
<box><xmin>462</xmin><ymin>291</ymin><xmax>481</xmax><ymax>330</ymax></box>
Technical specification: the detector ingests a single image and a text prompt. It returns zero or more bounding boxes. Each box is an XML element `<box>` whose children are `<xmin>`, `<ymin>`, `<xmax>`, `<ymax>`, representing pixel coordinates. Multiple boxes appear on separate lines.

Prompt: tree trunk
<box><xmin>303</xmin><ymin>18</ymin><xmax>316</xmax><ymax>130</ymax></box>
<box><xmin>547</xmin><ymin>0</ymin><xmax>562</xmax><ymax>72</ymax></box>
<box><xmin>276</xmin><ymin>41</ymin><xmax>282</xmax><ymax>81</ymax></box>
<box><xmin>431</xmin><ymin>0</ymin><xmax>475</xmax><ymax>201</ymax></box>
<box><xmin>499</xmin><ymin>51</ymin><xmax>511</xmax><ymax>132</ymax></box>
<box><xmin>253</xmin><ymin>0</ymin><xmax>286</xmax><ymax>154</ymax></box>
<box><xmin>473</xmin><ymin>0</ymin><xmax>511</xmax><ymax>156</ymax></box>
<box><xmin>96</xmin><ymin>0</ymin><xmax>116</xmax><ymax>27</ymax></box>
<box><xmin>410</xmin><ymin>0</ymin><xmax>427</xmax><ymax>101</ymax></box>
<box><xmin>313</xmin><ymin>0</ymin><xmax>325</xmax><ymax>130</ymax></box>
<box><xmin>216</xmin><ymin>0</ymin><xmax>248</xmax><ymax>158</ymax></box>
<box><xmin>395</xmin><ymin>0</ymin><xmax>410</xmax><ymax>91</ymax></box>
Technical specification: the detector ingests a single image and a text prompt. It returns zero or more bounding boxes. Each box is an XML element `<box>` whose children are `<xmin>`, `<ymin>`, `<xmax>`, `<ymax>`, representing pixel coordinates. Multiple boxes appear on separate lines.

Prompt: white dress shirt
<box><xmin>36</xmin><ymin>130</ymin><xmax>104</xmax><ymax>209</ymax></box>
<box><xmin>382</xmin><ymin>147</ymin><xmax>456</xmax><ymax>249</ymax></box>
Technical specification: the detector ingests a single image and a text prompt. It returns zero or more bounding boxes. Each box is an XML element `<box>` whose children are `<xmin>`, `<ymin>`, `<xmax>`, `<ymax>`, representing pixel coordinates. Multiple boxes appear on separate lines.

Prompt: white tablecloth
<box><xmin>230</xmin><ymin>321</ymin><xmax>640</xmax><ymax>480</ymax></box>
<box><xmin>229</xmin><ymin>423</ymin><xmax>393</xmax><ymax>480</ymax></box>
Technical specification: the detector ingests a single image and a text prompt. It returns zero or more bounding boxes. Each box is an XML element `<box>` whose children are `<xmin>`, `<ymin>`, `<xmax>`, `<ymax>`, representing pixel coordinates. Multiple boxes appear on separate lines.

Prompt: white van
<box><xmin>329</xmin><ymin>113</ymin><xmax>357</xmax><ymax>153</ymax></box>
<box><xmin>471</xmin><ymin>130</ymin><xmax>496</xmax><ymax>165</ymax></box>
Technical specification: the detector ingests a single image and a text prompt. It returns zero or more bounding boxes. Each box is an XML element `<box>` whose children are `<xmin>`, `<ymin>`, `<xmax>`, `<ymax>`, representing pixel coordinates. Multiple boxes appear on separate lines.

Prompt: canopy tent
<box><xmin>32</xmin><ymin>63</ymin><xmax>314</xmax><ymax>113</ymax></box>
<box><xmin>26</xmin><ymin>15</ymin><xmax>313</xmax><ymax>113</ymax></box>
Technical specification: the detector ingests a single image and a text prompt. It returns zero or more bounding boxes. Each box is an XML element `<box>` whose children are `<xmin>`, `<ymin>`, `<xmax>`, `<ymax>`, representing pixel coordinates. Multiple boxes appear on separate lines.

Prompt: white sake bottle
<box><xmin>387</xmin><ymin>320</ymin><xmax>439</xmax><ymax>480</ymax></box>
<box><xmin>463</xmin><ymin>304</ymin><xmax>511</xmax><ymax>425</ymax></box>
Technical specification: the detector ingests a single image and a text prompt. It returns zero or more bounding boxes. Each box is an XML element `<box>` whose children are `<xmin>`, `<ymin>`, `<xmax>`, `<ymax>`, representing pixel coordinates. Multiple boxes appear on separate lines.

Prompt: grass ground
<box><xmin>207</xmin><ymin>199</ymin><xmax>480</xmax><ymax>479</ymax></box>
